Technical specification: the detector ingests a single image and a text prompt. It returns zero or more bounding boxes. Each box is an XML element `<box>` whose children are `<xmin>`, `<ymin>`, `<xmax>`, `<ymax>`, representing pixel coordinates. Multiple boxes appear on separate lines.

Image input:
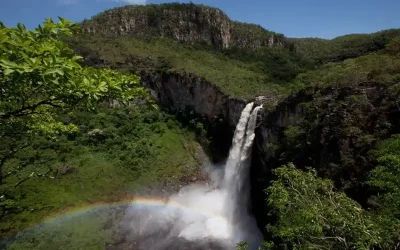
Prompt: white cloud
<box><xmin>114</xmin><ymin>0</ymin><xmax>147</xmax><ymax>4</ymax></box>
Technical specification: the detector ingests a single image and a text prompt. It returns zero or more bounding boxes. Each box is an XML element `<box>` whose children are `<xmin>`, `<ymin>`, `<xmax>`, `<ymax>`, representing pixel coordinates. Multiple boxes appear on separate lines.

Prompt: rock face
<box><xmin>72</xmin><ymin>44</ymin><xmax>247</xmax><ymax>152</ymax></box>
<box><xmin>140</xmin><ymin>70</ymin><xmax>246</xmax><ymax>160</ymax></box>
<box><xmin>142</xmin><ymin>71</ymin><xmax>246</xmax><ymax>129</ymax></box>
<box><xmin>250</xmin><ymin>85</ymin><xmax>400</xmax><ymax>236</ymax></box>
<box><xmin>82</xmin><ymin>3</ymin><xmax>285</xmax><ymax>50</ymax></box>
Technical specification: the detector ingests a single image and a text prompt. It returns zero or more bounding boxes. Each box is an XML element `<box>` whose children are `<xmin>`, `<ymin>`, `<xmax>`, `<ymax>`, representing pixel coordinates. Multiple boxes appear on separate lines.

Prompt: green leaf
<box><xmin>44</xmin><ymin>68</ymin><xmax>64</xmax><ymax>76</ymax></box>
<box><xmin>29</xmin><ymin>58</ymin><xmax>37</xmax><ymax>65</ymax></box>
<box><xmin>72</xmin><ymin>55</ymin><xmax>83</xmax><ymax>61</ymax></box>
<box><xmin>0</xmin><ymin>34</ymin><xmax>8</xmax><ymax>43</ymax></box>
<box><xmin>17</xmin><ymin>23</ymin><xmax>26</xmax><ymax>32</ymax></box>
<box><xmin>3</xmin><ymin>68</ymin><xmax>14</xmax><ymax>75</ymax></box>
<box><xmin>0</xmin><ymin>59</ymin><xmax>19</xmax><ymax>68</ymax></box>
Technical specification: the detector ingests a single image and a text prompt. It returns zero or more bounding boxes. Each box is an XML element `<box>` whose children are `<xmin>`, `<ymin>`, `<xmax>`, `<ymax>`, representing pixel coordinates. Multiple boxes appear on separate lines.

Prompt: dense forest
<box><xmin>1</xmin><ymin>2</ymin><xmax>400</xmax><ymax>250</ymax></box>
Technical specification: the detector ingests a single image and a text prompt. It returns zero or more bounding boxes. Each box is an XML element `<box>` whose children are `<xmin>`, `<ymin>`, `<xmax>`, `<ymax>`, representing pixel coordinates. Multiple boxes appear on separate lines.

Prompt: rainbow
<box><xmin>41</xmin><ymin>197</ymin><xmax>227</xmax><ymax>225</ymax></box>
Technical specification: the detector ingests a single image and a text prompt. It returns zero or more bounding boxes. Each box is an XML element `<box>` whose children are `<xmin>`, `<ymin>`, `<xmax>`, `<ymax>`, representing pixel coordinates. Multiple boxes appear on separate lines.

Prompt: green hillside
<box><xmin>2</xmin><ymin>2</ymin><xmax>400</xmax><ymax>250</ymax></box>
<box><xmin>66</xmin><ymin>34</ymin><xmax>314</xmax><ymax>98</ymax></box>
<box><xmin>2</xmin><ymin>106</ymin><xmax>205</xmax><ymax>249</ymax></box>
<box><xmin>0</xmin><ymin>18</ymin><xmax>205</xmax><ymax>249</ymax></box>
<box><xmin>290</xmin><ymin>29</ymin><xmax>400</xmax><ymax>63</ymax></box>
<box><xmin>67</xmin><ymin>3</ymin><xmax>400</xmax><ymax>99</ymax></box>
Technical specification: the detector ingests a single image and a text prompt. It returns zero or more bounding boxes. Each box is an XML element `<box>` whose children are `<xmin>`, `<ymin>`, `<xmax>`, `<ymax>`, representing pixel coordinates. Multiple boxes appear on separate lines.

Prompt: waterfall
<box><xmin>224</xmin><ymin>102</ymin><xmax>255</xmax><ymax>184</ymax></box>
<box><xmin>121</xmin><ymin>102</ymin><xmax>263</xmax><ymax>250</ymax></box>
<box><xmin>222</xmin><ymin>102</ymin><xmax>263</xmax><ymax>249</ymax></box>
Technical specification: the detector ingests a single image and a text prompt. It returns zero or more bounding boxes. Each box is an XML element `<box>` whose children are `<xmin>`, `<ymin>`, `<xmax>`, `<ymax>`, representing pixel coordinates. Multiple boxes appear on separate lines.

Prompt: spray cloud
<box><xmin>122</xmin><ymin>102</ymin><xmax>263</xmax><ymax>250</ymax></box>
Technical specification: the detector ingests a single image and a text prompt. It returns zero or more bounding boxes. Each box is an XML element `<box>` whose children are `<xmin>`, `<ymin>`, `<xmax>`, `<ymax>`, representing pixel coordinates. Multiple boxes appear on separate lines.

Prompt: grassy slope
<box><xmin>66</xmin><ymin>35</ymin><xmax>292</xmax><ymax>98</ymax></box>
<box><xmin>67</xmin><ymin>30</ymin><xmax>400</xmax><ymax>99</ymax></box>
<box><xmin>292</xmin><ymin>49</ymin><xmax>400</xmax><ymax>89</ymax></box>
<box><xmin>1</xmin><ymin>106</ymin><xmax>204</xmax><ymax>249</ymax></box>
<box><xmin>290</xmin><ymin>29</ymin><xmax>400</xmax><ymax>63</ymax></box>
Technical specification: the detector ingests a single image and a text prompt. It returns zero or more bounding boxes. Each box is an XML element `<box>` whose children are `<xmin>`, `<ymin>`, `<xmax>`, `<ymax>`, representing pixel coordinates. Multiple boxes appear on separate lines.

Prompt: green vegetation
<box><xmin>0</xmin><ymin>18</ymin><xmax>147</xmax><ymax>135</ymax></box>
<box><xmin>83</xmin><ymin>2</ymin><xmax>282</xmax><ymax>48</ymax></box>
<box><xmin>1</xmin><ymin>106</ymin><xmax>202</xmax><ymax>249</ymax></box>
<box><xmin>290</xmin><ymin>29</ymin><xmax>400</xmax><ymax>64</ymax></box>
<box><xmin>65</xmin><ymin>33</ymin><xmax>317</xmax><ymax>98</ymax></box>
<box><xmin>251</xmin><ymin>33</ymin><xmax>400</xmax><ymax>250</ymax></box>
<box><xmin>0</xmin><ymin>18</ymin><xmax>202</xmax><ymax>249</ymax></box>
<box><xmin>264</xmin><ymin>163</ymin><xmax>399</xmax><ymax>250</ymax></box>
<box><xmin>2</xmin><ymin>3</ymin><xmax>400</xmax><ymax>249</ymax></box>
<box><xmin>366</xmin><ymin>135</ymin><xmax>400</xmax><ymax>246</ymax></box>
<box><xmin>240</xmin><ymin>151</ymin><xmax>400</xmax><ymax>250</ymax></box>
<box><xmin>66</xmin><ymin>35</ymin><xmax>294</xmax><ymax>98</ymax></box>
<box><xmin>70</xmin><ymin>4</ymin><xmax>400</xmax><ymax>99</ymax></box>
<box><xmin>292</xmin><ymin>50</ymin><xmax>400</xmax><ymax>88</ymax></box>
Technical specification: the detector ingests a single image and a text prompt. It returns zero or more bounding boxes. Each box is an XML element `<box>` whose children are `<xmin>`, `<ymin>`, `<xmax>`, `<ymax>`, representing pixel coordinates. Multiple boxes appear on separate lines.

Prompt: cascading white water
<box><xmin>224</xmin><ymin>103</ymin><xmax>261</xmax><ymax>221</ymax></box>
<box><xmin>224</xmin><ymin>102</ymin><xmax>255</xmax><ymax>185</ymax></box>
<box><xmin>123</xmin><ymin>102</ymin><xmax>263</xmax><ymax>250</ymax></box>
<box><xmin>223</xmin><ymin>103</ymin><xmax>263</xmax><ymax>249</ymax></box>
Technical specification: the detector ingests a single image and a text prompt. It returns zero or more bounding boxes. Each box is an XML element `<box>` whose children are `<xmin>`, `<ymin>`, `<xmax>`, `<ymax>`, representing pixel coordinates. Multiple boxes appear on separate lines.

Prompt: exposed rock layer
<box><xmin>82</xmin><ymin>3</ymin><xmax>285</xmax><ymax>50</ymax></box>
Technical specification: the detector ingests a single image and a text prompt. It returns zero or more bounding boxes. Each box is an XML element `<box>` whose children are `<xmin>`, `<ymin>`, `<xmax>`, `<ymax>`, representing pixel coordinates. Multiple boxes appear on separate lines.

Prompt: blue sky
<box><xmin>0</xmin><ymin>0</ymin><xmax>399</xmax><ymax>39</ymax></box>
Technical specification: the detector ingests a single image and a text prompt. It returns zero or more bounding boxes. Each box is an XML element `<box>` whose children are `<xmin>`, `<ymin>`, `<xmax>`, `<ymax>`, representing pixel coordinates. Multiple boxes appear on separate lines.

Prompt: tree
<box><xmin>386</xmin><ymin>37</ymin><xmax>400</xmax><ymax>55</ymax></box>
<box><xmin>0</xmin><ymin>18</ymin><xmax>148</xmax><ymax>193</ymax></box>
<box><xmin>366</xmin><ymin>135</ymin><xmax>400</xmax><ymax>247</ymax></box>
<box><xmin>266</xmin><ymin>163</ymin><xmax>383</xmax><ymax>250</ymax></box>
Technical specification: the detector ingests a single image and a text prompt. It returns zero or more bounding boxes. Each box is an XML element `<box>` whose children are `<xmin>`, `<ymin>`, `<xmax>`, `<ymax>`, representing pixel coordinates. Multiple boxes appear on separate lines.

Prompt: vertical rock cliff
<box><xmin>81</xmin><ymin>3</ymin><xmax>286</xmax><ymax>50</ymax></box>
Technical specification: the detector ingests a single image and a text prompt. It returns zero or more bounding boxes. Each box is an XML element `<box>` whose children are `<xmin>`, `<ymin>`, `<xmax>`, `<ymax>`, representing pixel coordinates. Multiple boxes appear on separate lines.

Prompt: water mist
<box><xmin>122</xmin><ymin>102</ymin><xmax>263</xmax><ymax>250</ymax></box>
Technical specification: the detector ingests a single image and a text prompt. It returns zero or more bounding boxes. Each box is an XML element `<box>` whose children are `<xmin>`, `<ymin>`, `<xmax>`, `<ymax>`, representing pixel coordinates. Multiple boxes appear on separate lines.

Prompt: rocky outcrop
<box><xmin>137</xmin><ymin>70</ymin><xmax>247</xmax><ymax>161</ymax></box>
<box><xmin>82</xmin><ymin>3</ymin><xmax>285</xmax><ymax>50</ymax></box>
<box><xmin>141</xmin><ymin>71</ymin><xmax>246</xmax><ymax>129</ymax></box>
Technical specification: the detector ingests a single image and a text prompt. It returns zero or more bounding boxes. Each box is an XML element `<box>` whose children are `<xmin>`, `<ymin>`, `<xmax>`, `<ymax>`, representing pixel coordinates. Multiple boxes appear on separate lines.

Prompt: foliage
<box><xmin>84</xmin><ymin>2</ymin><xmax>225</xmax><ymax>34</ymax></box>
<box><xmin>283</xmin><ymin>126</ymin><xmax>303</xmax><ymax>149</ymax></box>
<box><xmin>2</xmin><ymin>6</ymin><xmax>400</xmax><ymax>250</ymax></box>
<box><xmin>222</xmin><ymin>46</ymin><xmax>314</xmax><ymax>84</ymax></box>
<box><xmin>368</xmin><ymin>135</ymin><xmax>400</xmax><ymax>216</ymax></box>
<box><xmin>0</xmin><ymin>105</ymin><xmax>203</xmax><ymax>248</ymax></box>
<box><xmin>290</xmin><ymin>29</ymin><xmax>400</xmax><ymax>64</ymax></box>
<box><xmin>0</xmin><ymin>18</ymin><xmax>149</xmax><ymax>204</ymax></box>
<box><xmin>83</xmin><ymin>2</ymin><xmax>282</xmax><ymax>50</ymax></box>
<box><xmin>365</xmin><ymin>135</ymin><xmax>400</xmax><ymax>246</ymax></box>
<box><xmin>66</xmin><ymin>35</ymin><xmax>290</xmax><ymax>98</ymax></box>
<box><xmin>386</xmin><ymin>36</ymin><xmax>400</xmax><ymax>55</ymax></box>
<box><xmin>292</xmin><ymin>50</ymin><xmax>400</xmax><ymax>89</ymax></box>
<box><xmin>266</xmin><ymin>163</ymin><xmax>383</xmax><ymax>250</ymax></box>
<box><xmin>0</xmin><ymin>18</ymin><xmax>201</xmax><ymax>250</ymax></box>
<box><xmin>0</xmin><ymin>18</ymin><xmax>147</xmax><ymax>133</ymax></box>
<box><xmin>236</xmin><ymin>241</ymin><xmax>249</xmax><ymax>250</ymax></box>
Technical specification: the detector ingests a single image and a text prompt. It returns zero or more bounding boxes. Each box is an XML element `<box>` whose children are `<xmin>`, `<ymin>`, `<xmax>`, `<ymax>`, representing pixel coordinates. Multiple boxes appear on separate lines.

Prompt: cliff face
<box><xmin>141</xmin><ymin>71</ymin><xmax>246</xmax><ymax>129</ymax></box>
<box><xmin>250</xmin><ymin>85</ymin><xmax>400</xmax><ymax>235</ymax></box>
<box><xmin>82</xmin><ymin>3</ymin><xmax>285</xmax><ymax>50</ymax></box>
<box><xmin>139</xmin><ymin>70</ymin><xmax>247</xmax><ymax>161</ymax></box>
<box><xmin>73</xmin><ymin>45</ymin><xmax>247</xmax><ymax>135</ymax></box>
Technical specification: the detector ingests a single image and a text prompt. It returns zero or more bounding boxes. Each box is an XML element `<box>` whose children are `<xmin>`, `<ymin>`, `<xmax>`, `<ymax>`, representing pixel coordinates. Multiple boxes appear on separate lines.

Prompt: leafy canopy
<box><xmin>266</xmin><ymin>163</ymin><xmax>383</xmax><ymax>250</ymax></box>
<box><xmin>368</xmin><ymin>135</ymin><xmax>400</xmax><ymax>217</ymax></box>
<box><xmin>0</xmin><ymin>17</ymin><xmax>148</xmax><ymax>136</ymax></box>
<box><xmin>366</xmin><ymin>135</ymin><xmax>400</xmax><ymax>246</ymax></box>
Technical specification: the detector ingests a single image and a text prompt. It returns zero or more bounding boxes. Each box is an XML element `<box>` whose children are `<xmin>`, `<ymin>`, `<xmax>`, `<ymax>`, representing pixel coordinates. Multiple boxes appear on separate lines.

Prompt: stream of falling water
<box><xmin>123</xmin><ymin>102</ymin><xmax>263</xmax><ymax>250</ymax></box>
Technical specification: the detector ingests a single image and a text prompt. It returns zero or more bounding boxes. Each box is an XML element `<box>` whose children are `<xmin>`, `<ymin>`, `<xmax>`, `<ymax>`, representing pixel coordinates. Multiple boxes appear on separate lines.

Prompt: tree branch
<box><xmin>0</xmin><ymin>99</ymin><xmax>64</xmax><ymax>120</ymax></box>
<box><xmin>0</xmin><ymin>142</ymin><xmax>31</xmax><ymax>184</ymax></box>
<box><xmin>0</xmin><ymin>172</ymin><xmax>34</xmax><ymax>200</ymax></box>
